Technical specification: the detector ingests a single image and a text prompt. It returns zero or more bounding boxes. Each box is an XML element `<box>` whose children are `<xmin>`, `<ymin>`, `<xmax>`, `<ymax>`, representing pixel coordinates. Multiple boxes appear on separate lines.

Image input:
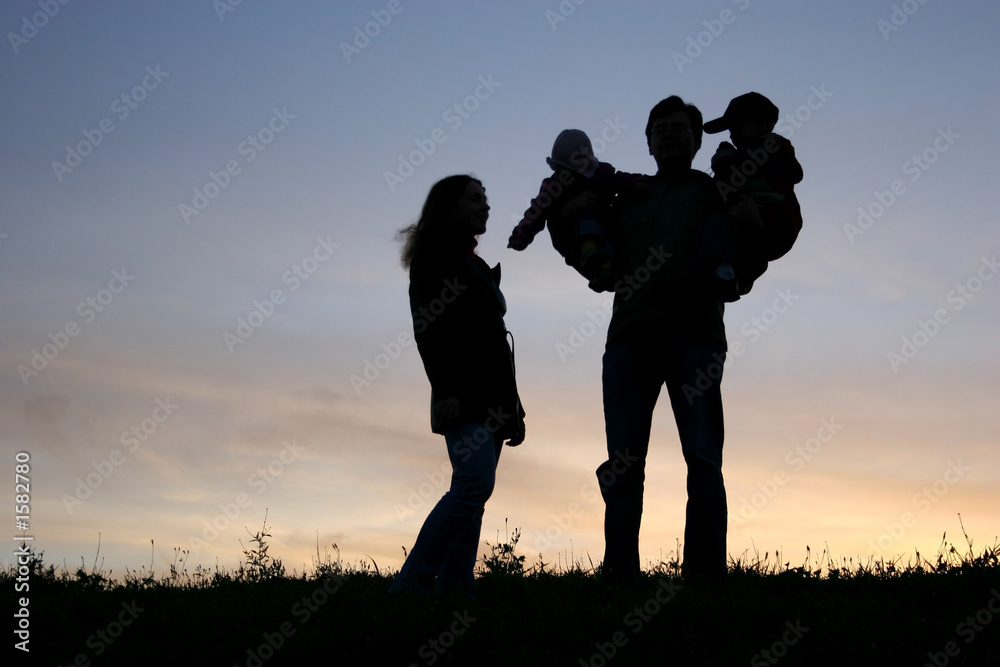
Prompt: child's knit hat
<box><xmin>546</xmin><ymin>129</ymin><xmax>599</xmax><ymax>178</ymax></box>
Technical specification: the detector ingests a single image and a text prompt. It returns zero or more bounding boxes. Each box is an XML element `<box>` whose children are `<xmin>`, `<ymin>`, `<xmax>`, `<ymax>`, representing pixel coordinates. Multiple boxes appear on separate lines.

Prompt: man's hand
<box><xmin>506</xmin><ymin>424</ymin><xmax>525</xmax><ymax>447</ymax></box>
<box><xmin>632</xmin><ymin>180</ymin><xmax>650</xmax><ymax>197</ymax></box>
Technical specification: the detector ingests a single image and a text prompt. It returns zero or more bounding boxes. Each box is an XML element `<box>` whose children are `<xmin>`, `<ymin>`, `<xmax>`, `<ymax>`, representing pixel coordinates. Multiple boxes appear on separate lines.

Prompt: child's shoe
<box><xmin>708</xmin><ymin>263</ymin><xmax>741</xmax><ymax>302</ymax></box>
<box><xmin>580</xmin><ymin>246</ymin><xmax>610</xmax><ymax>274</ymax></box>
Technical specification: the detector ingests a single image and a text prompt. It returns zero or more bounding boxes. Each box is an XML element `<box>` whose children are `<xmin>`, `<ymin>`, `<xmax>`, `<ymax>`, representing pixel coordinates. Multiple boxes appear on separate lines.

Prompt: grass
<box><xmin>8</xmin><ymin>518</ymin><xmax>1000</xmax><ymax>666</ymax></box>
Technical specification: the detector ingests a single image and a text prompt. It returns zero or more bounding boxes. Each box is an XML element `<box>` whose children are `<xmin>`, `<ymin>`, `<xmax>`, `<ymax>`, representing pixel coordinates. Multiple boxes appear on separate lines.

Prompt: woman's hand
<box><xmin>432</xmin><ymin>396</ymin><xmax>461</xmax><ymax>424</ymax></box>
<box><xmin>506</xmin><ymin>424</ymin><xmax>525</xmax><ymax>447</ymax></box>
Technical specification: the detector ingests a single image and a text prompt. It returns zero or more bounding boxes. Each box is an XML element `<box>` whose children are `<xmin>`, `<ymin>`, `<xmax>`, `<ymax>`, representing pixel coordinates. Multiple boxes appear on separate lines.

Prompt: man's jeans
<box><xmin>390</xmin><ymin>423</ymin><xmax>502</xmax><ymax>595</ymax></box>
<box><xmin>599</xmin><ymin>336</ymin><xmax>727</xmax><ymax>582</ymax></box>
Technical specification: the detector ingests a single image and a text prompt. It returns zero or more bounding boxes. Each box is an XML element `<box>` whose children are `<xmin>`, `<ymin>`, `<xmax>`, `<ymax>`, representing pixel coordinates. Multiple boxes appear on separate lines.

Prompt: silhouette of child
<box><xmin>508</xmin><ymin>129</ymin><xmax>647</xmax><ymax>292</ymax></box>
<box><xmin>695</xmin><ymin>92</ymin><xmax>803</xmax><ymax>300</ymax></box>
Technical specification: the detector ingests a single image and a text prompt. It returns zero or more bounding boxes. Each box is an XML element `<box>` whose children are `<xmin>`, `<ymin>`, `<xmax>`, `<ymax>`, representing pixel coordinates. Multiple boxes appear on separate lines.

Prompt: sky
<box><xmin>2</xmin><ymin>1</ymin><xmax>999</xmax><ymax>579</ymax></box>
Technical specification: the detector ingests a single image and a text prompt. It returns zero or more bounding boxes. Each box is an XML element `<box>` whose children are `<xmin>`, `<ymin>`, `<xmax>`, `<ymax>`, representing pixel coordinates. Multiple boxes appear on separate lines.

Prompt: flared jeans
<box><xmin>390</xmin><ymin>423</ymin><xmax>502</xmax><ymax>595</ymax></box>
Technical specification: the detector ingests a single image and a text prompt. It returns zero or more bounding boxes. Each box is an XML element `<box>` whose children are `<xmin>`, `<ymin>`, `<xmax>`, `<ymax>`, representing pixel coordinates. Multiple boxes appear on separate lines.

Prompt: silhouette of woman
<box><xmin>391</xmin><ymin>174</ymin><xmax>525</xmax><ymax>597</ymax></box>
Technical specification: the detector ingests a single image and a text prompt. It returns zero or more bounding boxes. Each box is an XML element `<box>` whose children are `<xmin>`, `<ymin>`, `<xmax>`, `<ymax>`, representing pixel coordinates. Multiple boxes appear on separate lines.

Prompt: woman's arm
<box><xmin>409</xmin><ymin>244</ymin><xmax>471</xmax><ymax>404</ymax></box>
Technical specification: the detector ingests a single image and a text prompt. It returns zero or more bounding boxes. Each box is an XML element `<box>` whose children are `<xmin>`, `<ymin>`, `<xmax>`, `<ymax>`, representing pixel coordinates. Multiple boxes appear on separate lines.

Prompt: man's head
<box><xmin>645</xmin><ymin>96</ymin><xmax>703</xmax><ymax>172</ymax></box>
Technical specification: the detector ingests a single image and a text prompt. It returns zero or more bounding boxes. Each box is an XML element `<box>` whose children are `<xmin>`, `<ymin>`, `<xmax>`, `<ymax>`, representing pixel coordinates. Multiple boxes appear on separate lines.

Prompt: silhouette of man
<box><xmin>596</xmin><ymin>96</ymin><xmax>728</xmax><ymax>585</ymax></box>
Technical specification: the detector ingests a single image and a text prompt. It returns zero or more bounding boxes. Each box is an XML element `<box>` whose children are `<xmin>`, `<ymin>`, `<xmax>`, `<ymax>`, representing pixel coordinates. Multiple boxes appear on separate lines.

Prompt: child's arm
<box><xmin>760</xmin><ymin>134</ymin><xmax>803</xmax><ymax>185</ymax></box>
<box><xmin>710</xmin><ymin>142</ymin><xmax>738</xmax><ymax>178</ymax></box>
<box><xmin>508</xmin><ymin>175</ymin><xmax>557</xmax><ymax>250</ymax></box>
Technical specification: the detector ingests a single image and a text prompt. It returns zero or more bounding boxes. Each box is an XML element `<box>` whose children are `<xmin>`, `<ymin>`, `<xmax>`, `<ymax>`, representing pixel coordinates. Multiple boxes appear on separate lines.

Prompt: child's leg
<box><xmin>576</xmin><ymin>216</ymin><xmax>619</xmax><ymax>292</ymax></box>
<box><xmin>546</xmin><ymin>215</ymin><xmax>606</xmax><ymax>284</ymax></box>
<box><xmin>758</xmin><ymin>200</ymin><xmax>803</xmax><ymax>262</ymax></box>
<box><xmin>734</xmin><ymin>201</ymin><xmax>801</xmax><ymax>295</ymax></box>
<box><xmin>577</xmin><ymin>216</ymin><xmax>611</xmax><ymax>264</ymax></box>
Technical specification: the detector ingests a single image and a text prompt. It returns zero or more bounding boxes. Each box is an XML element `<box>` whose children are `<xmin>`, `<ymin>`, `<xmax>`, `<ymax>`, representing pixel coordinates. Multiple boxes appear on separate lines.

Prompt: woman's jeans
<box><xmin>390</xmin><ymin>423</ymin><xmax>502</xmax><ymax>595</ymax></box>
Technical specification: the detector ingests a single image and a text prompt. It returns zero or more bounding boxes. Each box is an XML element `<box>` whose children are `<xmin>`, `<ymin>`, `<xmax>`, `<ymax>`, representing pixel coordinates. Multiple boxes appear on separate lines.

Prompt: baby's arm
<box><xmin>760</xmin><ymin>134</ymin><xmax>803</xmax><ymax>184</ymax></box>
<box><xmin>508</xmin><ymin>176</ymin><xmax>556</xmax><ymax>250</ymax></box>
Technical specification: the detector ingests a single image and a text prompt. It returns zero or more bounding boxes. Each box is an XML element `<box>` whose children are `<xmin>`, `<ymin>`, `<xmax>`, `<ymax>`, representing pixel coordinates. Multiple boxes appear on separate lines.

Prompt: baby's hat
<box><xmin>546</xmin><ymin>129</ymin><xmax>598</xmax><ymax>177</ymax></box>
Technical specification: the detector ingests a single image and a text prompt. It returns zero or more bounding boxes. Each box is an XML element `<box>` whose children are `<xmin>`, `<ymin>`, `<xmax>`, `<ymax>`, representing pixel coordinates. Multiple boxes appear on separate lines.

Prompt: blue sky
<box><xmin>3</xmin><ymin>0</ymin><xmax>999</xmax><ymax>576</ymax></box>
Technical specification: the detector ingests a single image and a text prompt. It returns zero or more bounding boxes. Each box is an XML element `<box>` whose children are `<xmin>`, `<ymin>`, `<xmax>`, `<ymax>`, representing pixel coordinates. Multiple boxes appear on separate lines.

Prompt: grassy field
<box><xmin>9</xmin><ymin>523</ymin><xmax>1000</xmax><ymax>666</ymax></box>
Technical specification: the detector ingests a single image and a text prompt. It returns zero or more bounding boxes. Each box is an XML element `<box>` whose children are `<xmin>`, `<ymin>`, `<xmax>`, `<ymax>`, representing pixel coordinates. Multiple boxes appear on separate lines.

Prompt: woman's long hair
<box><xmin>397</xmin><ymin>174</ymin><xmax>481</xmax><ymax>269</ymax></box>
